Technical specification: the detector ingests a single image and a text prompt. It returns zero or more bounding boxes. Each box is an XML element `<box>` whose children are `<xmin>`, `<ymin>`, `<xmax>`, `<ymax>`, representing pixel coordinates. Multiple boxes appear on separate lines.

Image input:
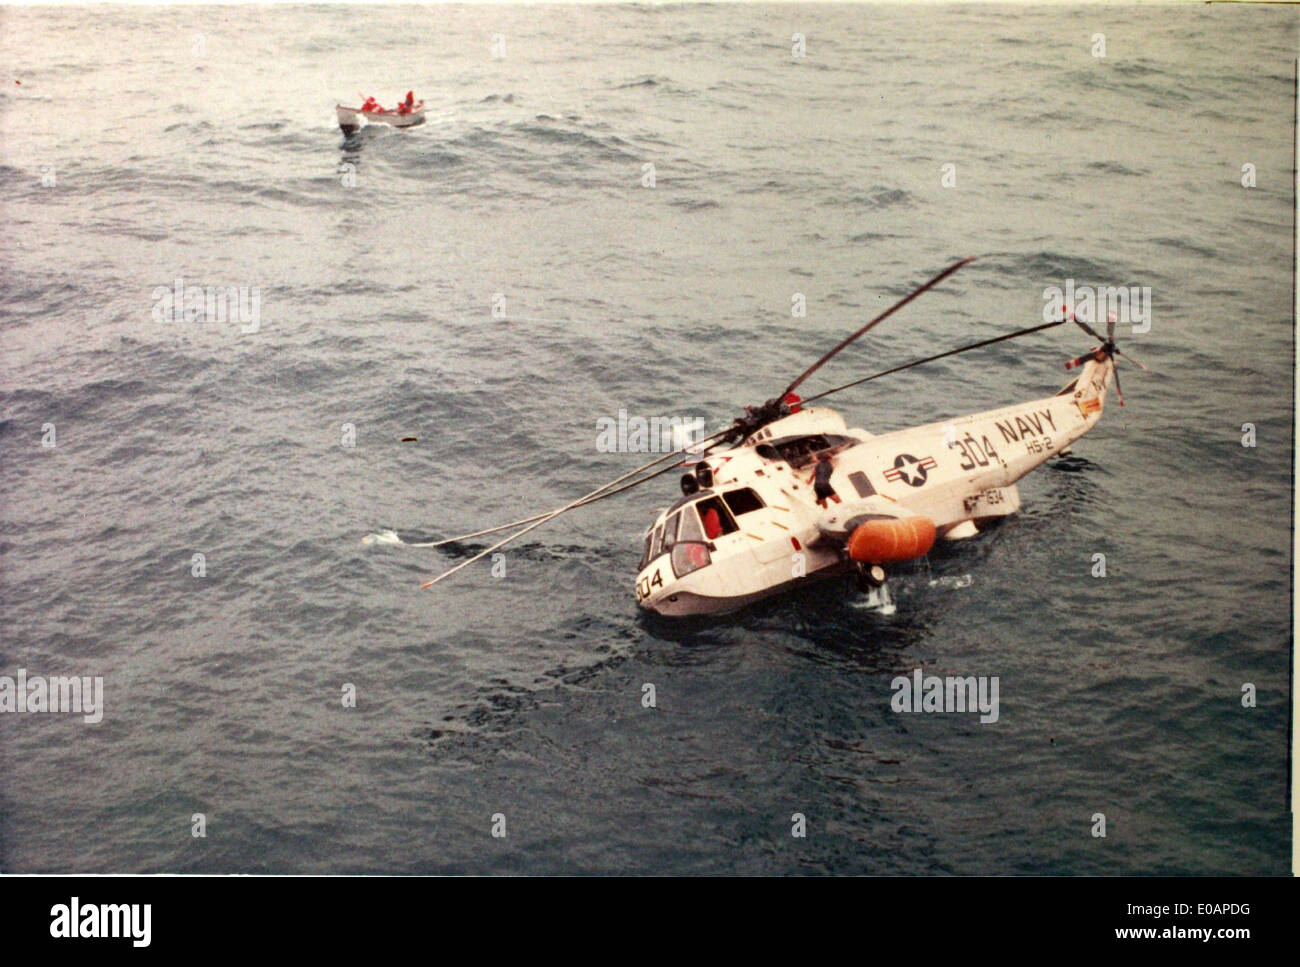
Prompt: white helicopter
<box><xmin>415</xmin><ymin>257</ymin><xmax>1145</xmax><ymax>617</ymax></box>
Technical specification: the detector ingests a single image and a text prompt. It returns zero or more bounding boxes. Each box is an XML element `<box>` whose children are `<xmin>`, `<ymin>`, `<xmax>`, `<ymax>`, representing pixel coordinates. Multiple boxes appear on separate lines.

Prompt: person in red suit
<box><xmin>701</xmin><ymin>507</ymin><xmax>723</xmax><ymax>540</ymax></box>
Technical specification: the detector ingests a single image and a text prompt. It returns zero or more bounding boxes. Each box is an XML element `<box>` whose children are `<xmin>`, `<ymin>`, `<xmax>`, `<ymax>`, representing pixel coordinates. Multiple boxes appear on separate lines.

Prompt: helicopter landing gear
<box><xmin>853</xmin><ymin>562</ymin><xmax>895</xmax><ymax>614</ymax></box>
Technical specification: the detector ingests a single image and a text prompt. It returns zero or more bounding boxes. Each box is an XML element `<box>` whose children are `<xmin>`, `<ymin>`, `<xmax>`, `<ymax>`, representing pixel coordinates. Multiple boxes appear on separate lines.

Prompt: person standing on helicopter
<box><xmin>813</xmin><ymin>451</ymin><xmax>839</xmax><ymax>508</ymax></box>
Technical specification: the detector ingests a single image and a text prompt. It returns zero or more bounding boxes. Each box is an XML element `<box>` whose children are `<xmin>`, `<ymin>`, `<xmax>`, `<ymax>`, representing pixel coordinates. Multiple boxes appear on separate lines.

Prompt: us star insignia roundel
<box><xmin>883</xmin><ymin>453</ymin><xmax>938</xmax><ymax>487</ymax></box>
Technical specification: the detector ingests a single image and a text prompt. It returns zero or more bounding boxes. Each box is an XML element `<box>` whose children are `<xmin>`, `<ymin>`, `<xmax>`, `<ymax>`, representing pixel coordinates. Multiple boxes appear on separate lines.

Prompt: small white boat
<box><xmin>336</xmin><ymin>101</ymin><xmax>425</xmax><ymax>134</ymax></box>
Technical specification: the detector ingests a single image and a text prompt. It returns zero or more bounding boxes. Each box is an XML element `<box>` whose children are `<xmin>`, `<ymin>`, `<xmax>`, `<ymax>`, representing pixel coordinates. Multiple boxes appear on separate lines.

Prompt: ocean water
<box><xmin>0</xmin><ymin>2</ymin><xmax>1294</xmax><ymax>874</ymax></box>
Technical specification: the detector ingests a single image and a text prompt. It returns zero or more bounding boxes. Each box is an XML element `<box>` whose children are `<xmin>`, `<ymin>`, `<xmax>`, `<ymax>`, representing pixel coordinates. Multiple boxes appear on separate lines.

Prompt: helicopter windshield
<box><xmin>640</xmin><ymin>497</ymin><xmax>737</xmax><ymax>569</ymax></box>
<box><xmin>677</xmin><ymin>505</ymin><xmax>706</xmax><ymax>542</ymax></box>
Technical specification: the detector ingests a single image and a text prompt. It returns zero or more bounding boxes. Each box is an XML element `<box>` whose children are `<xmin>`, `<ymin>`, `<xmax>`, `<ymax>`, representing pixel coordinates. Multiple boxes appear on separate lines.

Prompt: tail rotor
<box><xmin>1062</xmin><ymin>309</ymin><xmax>1150</xmax><ymax>406</ymax></box>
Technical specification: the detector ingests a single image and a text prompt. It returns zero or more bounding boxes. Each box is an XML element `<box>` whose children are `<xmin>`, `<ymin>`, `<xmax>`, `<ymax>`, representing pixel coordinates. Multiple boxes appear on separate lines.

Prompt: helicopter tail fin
<box><xmin>1062</xmin><ymin>354</ymin><xmax>1114</xmax><ymax>422</ymax></box>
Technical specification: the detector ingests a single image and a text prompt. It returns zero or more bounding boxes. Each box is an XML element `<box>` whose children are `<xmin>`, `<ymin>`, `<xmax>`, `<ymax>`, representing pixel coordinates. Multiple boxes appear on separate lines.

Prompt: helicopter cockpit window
<box><xmin>662</xmin><ymin>511</ymin><xmax>682</xmax><ymax>548</ymax></box>
<box><xmin>761</xmin><ymin>433</ymin><xmax>860</xmax><ymax>468</ymax></box>
<box><xmin>648</xmin><ymin>522</ymin><xmax>665</xmax><ymax>562</ymax></box>
<box><xmin>640</xmin><ymin>529</ymin><xmax>655</xmax><ymax>569</ymax></box>
<box><xmin>722</xmin><ymin>488</ymin><xmax>765</xmax><ymax>516</ymax></box>
<box><xmin>692</xmin><ymin>496</ymin><xmax>738</xmax><ymax>539</ymax></box>
<box><xmin>676</xmin><ymin>505</ymin><xmax>706</xmax><ymax>543</ymax></box>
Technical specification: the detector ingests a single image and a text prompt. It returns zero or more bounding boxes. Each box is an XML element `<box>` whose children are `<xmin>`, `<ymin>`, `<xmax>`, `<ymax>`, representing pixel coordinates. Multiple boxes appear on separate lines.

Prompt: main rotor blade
<box><xmin>405</xmin><ymin>455</ymin><xmax>703</xmax><ymax>549</ymax></box>
<box><xmin>781</xmin><ymin>256</ymin><xmax>975</xmax><ymax>398</ymax></box>
<box><xmin>417</xmin><ymin>428</ymin><xmax>728</xmax><ymax>590</ymax></box>
<box><xmin>798</xmin><ymin>318</ymin><xmax>1067</xmax><ymax>407</ymax></box>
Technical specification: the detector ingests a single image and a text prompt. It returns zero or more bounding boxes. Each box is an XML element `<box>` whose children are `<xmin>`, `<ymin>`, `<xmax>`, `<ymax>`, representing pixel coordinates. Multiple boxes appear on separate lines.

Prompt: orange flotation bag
<box><xmin>846</xmin><ymin>515</ymin><xmax>936</xmax><ymax>564</ymax></box>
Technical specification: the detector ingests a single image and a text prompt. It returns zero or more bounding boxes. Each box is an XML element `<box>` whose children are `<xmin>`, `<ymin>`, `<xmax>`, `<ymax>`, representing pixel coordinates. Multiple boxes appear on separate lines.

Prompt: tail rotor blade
<box><xmin>1116</xmin><ymin>348</ymin><xmax>1150</xmax><ymax>372</ymax></box>
<box><xmin>1072</xmin><ymin>316</ymin><xmax>1106</xmax><ymax>344</ymax></box>
<box><xmin>1065</xmin><ymin>349</ymin><xmax>1099</xmax><ymax>370</ymax></box>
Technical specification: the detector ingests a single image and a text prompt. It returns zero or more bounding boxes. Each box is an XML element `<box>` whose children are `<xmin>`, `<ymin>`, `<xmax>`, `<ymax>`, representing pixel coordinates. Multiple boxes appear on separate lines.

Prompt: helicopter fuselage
<box><xmin>634</xmin><ymin>353</ymin><xmax>1115</xmax><ymax>616</ymax></box>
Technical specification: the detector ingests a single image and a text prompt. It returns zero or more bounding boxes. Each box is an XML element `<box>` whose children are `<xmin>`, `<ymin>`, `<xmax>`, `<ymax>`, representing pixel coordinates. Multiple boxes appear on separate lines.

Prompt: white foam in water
<box><xmin>929</xmin><ymin>574</ymin><xmax>973</xmax><ymax>590</ymax></box>
<box><xmin>848</xmin><ymin>598</ymin><xmax>897</xmax><ymax>616</ymax></box>
<box><xmin>362</xmin><ymin>531</ymin><xmax>453</xmax><ymax>548</ymax></box>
